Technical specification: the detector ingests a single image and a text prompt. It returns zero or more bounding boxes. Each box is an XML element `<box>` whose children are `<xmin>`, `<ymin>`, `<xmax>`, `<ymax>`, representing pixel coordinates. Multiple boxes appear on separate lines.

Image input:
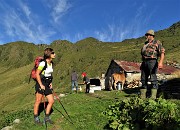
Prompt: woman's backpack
<box><xmin>28</xmin><ymin>56</ymin><xmax>47</xmax><ymax>83</ymax></box>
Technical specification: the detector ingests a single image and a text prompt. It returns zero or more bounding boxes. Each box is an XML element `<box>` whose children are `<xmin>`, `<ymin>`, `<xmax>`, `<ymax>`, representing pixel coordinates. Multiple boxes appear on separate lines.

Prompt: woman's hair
<box><xmin>44</xmin><ymin>48</ymin><xmax>54</xmax><ymax>59</ymax></box>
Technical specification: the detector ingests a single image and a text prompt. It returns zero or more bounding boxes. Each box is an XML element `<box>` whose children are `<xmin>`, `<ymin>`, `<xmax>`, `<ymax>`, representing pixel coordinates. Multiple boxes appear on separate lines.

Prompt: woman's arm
<box><xmin>36</xmin><ymin>69</ymin><xmax>45</xmax><ymax>90</ymax></box>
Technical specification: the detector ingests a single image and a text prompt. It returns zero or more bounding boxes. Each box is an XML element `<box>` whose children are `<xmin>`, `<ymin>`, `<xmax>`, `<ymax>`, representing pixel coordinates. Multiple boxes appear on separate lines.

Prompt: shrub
<box><xmin>103</xmin><ymin>97</ymin><xmax>180</xmax><ymax>130</ymax></box>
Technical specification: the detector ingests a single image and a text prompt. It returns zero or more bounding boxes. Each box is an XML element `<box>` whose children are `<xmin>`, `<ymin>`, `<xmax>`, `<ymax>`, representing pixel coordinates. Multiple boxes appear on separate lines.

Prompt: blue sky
<box><xmin>0</xmin><ymin>0</ymin><xmax>179</xmax><ymax>44</ymax></box>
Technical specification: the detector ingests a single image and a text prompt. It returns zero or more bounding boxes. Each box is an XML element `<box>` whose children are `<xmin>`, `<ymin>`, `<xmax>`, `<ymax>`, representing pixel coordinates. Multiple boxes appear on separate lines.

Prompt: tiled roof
<box><xmin>114</xmin><ymin>60</ymin><xmax>179</xmax><ymax>74</ymax></box>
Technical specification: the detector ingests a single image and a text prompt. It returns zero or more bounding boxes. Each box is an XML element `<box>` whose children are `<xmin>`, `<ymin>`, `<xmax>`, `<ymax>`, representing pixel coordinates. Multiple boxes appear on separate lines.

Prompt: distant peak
<box><xmin>79</xmin><ymin>37</ymin><xmax>99</xmax><ymax>42</ymax></box>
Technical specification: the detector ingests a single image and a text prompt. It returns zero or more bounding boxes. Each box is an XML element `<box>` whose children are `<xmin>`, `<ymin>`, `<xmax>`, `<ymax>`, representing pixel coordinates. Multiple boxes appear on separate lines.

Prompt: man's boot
<box><xmin>140</xmin><ymin>89</ymin><xmax>147</xmax><ymax>99</ymax></box>
<box><xmin>150</xmin><ymin>89</ymin><xmax>157</xmax><ymax>99</ymax></box>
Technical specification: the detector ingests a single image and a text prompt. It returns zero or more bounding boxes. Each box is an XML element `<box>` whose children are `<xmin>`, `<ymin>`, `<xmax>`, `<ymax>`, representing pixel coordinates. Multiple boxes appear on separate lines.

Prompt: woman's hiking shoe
<box><xmin>34</xmin><ymin>117</ymin><xmax>43</xmax><ymax>125</ymax></box>
<box><xmin>44</xmin><ymin>116</ymin><xmax>54</xmax><ymax>124</ymax></box>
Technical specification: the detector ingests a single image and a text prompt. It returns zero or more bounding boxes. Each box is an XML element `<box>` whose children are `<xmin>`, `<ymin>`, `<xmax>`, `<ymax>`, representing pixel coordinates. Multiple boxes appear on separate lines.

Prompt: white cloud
<box><xmin>93</xmin><ymin>2</ymin><xmax>154</xmax><ymax>42</ymax></box>
<box><xmin>19</xmin><ymin>1</ymin><xmax>31</xmax><ymax>18</ymax></box>
<box><xmin>128</xmin><ymin>2</ymin><xmax>156</xmax><ymax>38</ymax></box>
<box><xmin>49</xmin><ymin>0</ymin><xmax>72</xmax><ymax>23</ymax></box>
<box><xmin>94</xmin><ymin>31</ymin><xmax>107</xmax><ymax>42</ymax></box>
<box><xmin>60</xmin><ymin>32</ymin><xmax>83</xmax><ymax>43</ymax></box>
<box><xmin>94</xmin><ymin>23</ymin><xmax>129</xmax><ymax>42</ymax></box>
<box><xmin>0</xmin><ymin>1</ymin><xmax>56</xmax><ymax>43</ymax></box>
<box><xmin>74</xmin><ymin>33</ymin><xmax>83</xmax><ymax>42</ymax></box>
<box><xmin>0</xmin><ymin>0</ymin><xmax>157</xmax><ymax>44</ymax></box>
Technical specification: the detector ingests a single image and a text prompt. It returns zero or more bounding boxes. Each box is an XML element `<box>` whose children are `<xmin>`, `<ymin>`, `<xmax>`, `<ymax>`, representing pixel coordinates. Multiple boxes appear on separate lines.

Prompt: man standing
<box><xmin>71</xmin><ymin>70</ymin><xmax>78</xmax><ymax>93</ymax></box>
<box><xmin>140</xmin><ymin>30</ymin><xmax>165</xmax><ymax>99</ymax></box>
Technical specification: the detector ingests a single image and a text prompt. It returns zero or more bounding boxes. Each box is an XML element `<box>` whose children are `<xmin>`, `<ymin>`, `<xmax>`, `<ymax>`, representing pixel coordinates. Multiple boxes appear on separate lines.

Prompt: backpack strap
<box><xmin>39</xmin><ymin>60</ymin><xmax>48</xmax><ymax>78</ymax></box>
<box><xmin>42</xmin><ymin>60</ymin><xmax>48</xmax><ymax>72</ymax></box>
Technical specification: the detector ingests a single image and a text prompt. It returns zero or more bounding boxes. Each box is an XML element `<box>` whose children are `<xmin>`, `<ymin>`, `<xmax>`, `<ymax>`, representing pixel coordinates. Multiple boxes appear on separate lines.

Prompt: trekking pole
<box><xmin>42</xmin><ymin>90</ymin><xmax>48</xmax><ymax>130</ymax></box>
<box><xmin>52</xmin><ymin>90</ymin><xmax>74</xmax><ymax>124</ymax></box>
<box><xmin>53</xmin><ymin>105</ymin><xmax>74</xmax><ymax>125</ymax></box>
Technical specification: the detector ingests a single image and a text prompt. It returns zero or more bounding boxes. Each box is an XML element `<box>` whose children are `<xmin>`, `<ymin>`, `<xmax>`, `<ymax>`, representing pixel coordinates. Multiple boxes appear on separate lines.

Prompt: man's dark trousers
<box><xmin>140</xmin><ymin>59</ymin><xmax>158</xmax><ymax>89</ymax></box>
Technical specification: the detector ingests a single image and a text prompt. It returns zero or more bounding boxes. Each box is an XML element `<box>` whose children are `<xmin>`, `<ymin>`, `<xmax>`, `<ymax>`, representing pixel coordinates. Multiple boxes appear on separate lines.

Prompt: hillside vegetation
<box><xmin>0</xmin><ymin>21</ymin><xmax>180</xmax><ymax>129</ymax></box>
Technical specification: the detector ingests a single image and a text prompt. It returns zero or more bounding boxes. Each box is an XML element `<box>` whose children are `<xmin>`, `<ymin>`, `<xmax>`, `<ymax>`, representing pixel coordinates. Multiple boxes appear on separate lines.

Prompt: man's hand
<box><xmin>158</xmin><ymin>62</ymin><xmax>163</xmax><ymax>69</ymax></box>
<box><xmin>158</xmin><ymin>53</ymin><xmax>165</xmax><ymax>69</ymax></box>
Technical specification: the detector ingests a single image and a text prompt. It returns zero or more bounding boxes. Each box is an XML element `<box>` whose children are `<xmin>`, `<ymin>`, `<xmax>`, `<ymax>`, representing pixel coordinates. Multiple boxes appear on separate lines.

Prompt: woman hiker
<box><xmin>33</xmin><ymin>48</ymin><xmax>55</xmax><ymax>125</ymax></box>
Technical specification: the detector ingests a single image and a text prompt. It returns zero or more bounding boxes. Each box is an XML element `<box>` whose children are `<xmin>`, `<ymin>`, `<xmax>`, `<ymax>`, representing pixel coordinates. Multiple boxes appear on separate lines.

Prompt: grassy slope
<box><xmin>12</xmin><ymin>91</ymin><xmax>133</xmax><ymax>130</ymax></box>
<box><xmin>6</xmin><ymin>91</ymin><xmax>180</xmax><ymax>130</ymax></box>
<box><xmin>0</xmin><ymin>64</ymin><xmax>35</xmax><ymax>112</ymax></box>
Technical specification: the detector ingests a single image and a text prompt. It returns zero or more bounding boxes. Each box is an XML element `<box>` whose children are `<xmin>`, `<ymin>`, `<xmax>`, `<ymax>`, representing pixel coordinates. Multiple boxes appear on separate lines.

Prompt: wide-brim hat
<box><xmin>145</xmin><ymin>29</ymin><xmax>155</xmax><ymax>36</ymax></box>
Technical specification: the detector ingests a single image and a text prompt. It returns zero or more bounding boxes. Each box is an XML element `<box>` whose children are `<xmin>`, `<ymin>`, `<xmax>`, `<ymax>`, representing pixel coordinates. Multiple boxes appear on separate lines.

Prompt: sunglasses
<box><xmin>51</xmin><ymin>52</ymin><xmax>55</xmax><ymax>54</ymax></box>
<box><xmin>145</xmin><ymin>34</ymin><xmax>153</xmax><ymax>36</ymax></box>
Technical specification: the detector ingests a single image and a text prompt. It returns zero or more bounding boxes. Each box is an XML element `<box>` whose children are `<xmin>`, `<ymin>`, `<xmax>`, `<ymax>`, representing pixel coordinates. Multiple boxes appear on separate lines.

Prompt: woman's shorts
<box><xmin>35</xmin><ymin>77</ymin><xmax>53</xmax><ymax>96</ymax></box>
